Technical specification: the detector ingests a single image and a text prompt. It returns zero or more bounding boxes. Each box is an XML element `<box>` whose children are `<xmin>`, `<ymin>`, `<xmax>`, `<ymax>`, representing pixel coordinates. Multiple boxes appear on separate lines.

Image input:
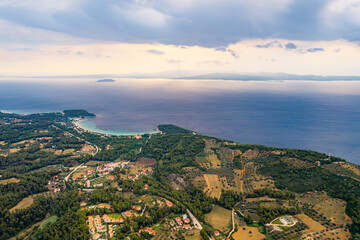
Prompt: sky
<box><xmin>1</xmin><ymin>0</ymin><xmax>360</xmax><ymax>76</ymax></box>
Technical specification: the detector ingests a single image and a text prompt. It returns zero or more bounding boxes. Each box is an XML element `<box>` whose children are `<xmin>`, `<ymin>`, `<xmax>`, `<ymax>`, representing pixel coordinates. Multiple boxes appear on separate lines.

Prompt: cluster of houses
<box><xmin>87</xmin><ymin>215</ymin><xmax>105</xmax><ymax>240</ymax></box>
<box><xmin>48</xmin><ymin>175</ymin><xmax>64</xmax><ymax>193</ymax></box>
<box><xmin>174</xmin><ymin>214</ymin><xmax>192</xmax><ymax>230</ymax></box>
<box><xmin>97</xmin><ymin>162</ymin><xmax>123</xmax><ymax>174</ymax></box>
<box><xmin>139</xmin><ymin>227</ymin><xmax>156</xmax><ymax>236</ymax></box>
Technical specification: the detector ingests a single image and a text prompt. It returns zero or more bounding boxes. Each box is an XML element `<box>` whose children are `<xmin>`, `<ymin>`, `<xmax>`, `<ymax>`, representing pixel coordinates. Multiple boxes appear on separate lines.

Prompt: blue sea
<box><xmin>1</xmin><ymin>78</ymin><xmax>360</xmax><ymax>165</ymax></box>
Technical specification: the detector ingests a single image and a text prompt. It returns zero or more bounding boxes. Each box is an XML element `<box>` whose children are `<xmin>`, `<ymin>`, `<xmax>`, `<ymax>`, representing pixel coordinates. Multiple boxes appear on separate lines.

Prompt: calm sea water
<box><xmin>1</xmin><ymin>78</ymin><xmax>360</xmax><ymax>165</ymax></box>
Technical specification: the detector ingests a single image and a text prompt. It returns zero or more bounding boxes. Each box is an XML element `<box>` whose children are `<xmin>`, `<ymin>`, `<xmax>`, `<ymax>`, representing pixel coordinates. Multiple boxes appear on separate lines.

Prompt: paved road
<box><xmin>65</xmin><ymin>163</ymin><xmax>84</xmax><ymax>181</ymax></box>
<box><xmin>186</xmin><ymin>209</ymin><xmax>203</xmax><ymax>230</ymax></box>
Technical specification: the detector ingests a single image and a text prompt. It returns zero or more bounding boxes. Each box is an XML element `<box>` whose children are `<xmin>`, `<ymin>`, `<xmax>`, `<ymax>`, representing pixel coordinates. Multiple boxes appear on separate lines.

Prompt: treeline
<box><xmin>246</xmin><ymin>188</ymin><xmax>295</xmax><ymax>200</ymax></box>
<box><xmin>63</xmin><ymin>109</ymin><xmax>95</xmax><ymax>118</ymax></box>
<box><xmin>158</xmin><ymin>124</ymin><xmax>192</xmax><ymax>134</ymax></box>
<box><xmin>218</xmin><ymin>190</ymin><xmax>243</xmax><ymax>210</ymax></box>
<box><xmin>257</xmin><ymin>206</ymin><xmax>301</xmax><ymax>224</ymax></box>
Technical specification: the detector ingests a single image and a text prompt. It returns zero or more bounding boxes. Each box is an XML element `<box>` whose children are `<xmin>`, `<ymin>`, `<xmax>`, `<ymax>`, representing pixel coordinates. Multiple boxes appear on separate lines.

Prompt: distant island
<box><xmin>96</xmin><ymin>79</ymin><xmax>116</xmax><ymax>83</ymax></box>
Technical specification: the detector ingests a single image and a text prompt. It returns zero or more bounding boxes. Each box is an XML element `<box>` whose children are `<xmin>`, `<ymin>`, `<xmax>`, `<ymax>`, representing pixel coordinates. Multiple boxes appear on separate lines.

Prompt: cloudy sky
<box><xmin>1</xmin><ymin>0</ymin><xmax>360</xmax><ymax>76</ymax></box>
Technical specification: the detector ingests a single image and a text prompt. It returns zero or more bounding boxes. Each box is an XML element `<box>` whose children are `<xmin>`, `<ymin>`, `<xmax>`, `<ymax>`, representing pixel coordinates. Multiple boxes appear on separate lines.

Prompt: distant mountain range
<box><xmin>177</xmin><ymin>72</ymin><xmax>360</xmax><ymax>81</ymax></box>
<box><xmin>2</xmin><ymin>71</ymin><xmax>360</xmax><ymax>81</ymax></box>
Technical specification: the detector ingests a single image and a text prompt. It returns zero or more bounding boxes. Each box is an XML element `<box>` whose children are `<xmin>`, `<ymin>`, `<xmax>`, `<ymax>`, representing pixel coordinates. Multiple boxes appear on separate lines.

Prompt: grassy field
<box><xmin>86</xmin><ymin>160</ymin><xmax>102</xmax><ymax>166</ymax></box>
<box><xmin>208</xmin><ymin>154</ymin><xmax>221</xmax><ymax>169</ymax></box>
<box><xmin>251</xmin><ymin>177</ymin><xmax>276</xmax><ymax>190</ymax></box>
<box><xmin>246</xmin><ymin>196</ymin><xmax>277</xmax><ymax>202</ymax></box>
<box><xmin>231</xmin><ymin>226</ymin><xmax>265</xmax><ymax>240</ymax></box>
<box><xmin>39</xmin><ymin>215</ymin><xmax>58</xmax><ymax>230</ymax></box>
<box><xmin>314</xmin><ymin>197</ymin><xmax>348</xmax><ymax>225</ymax></box>
<box><xmin>203</xmin><ymin>174</ymin><xmax>222</xmax><ymax>199</ymax></box>
<box><xmin>10</xmin><ymin>192</ymin><xmax>53</xmax><ymax>213</ymax></box>
<box><xmin>204</xmin><ymin>205</ymin><xmax>232</xmax><ymax>233</ymax></box>
<box><xmin>242</xmin><ymin>149</ymin><xmax>259</xmax><ymax>160</ymax></box>
<box><xmin>108</xmin><ymin>213</ymin><xmax>123</xmax><ymax>219</ymax></box>
<box><xmin>295</xmin><ymin>214</ymin><xmax>326</xmax><ymax>234</ymax></box>
<box><xmin>296</xmin><ymin>192</ymin><xmax>349</xmax><ymax>225</ymax></box>
<box><xmin>10</xmin><ymin>195</ymin><xmax>35</xmax><ymax>212</ymax></box>
<box><xmin>185</xmin><ymin>229</ymin><xmax>201</xmax><ymax>240</ymax></box>
<box><xmin>192</xmin><ymin>175</ymin><xmax>207</xmax><ymax>190</ymax></box>
<box><xmin>0</xmin><ymin>177</ymin><xmax>20</xmax><ymax>185</ymax></box>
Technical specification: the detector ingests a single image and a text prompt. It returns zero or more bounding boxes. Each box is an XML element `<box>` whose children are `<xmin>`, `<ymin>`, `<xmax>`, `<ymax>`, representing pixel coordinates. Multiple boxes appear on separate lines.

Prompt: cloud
<box><xmin>255</xmin><ymin>41</ymin><xmax>282</xmax><ymax>48</ymax></box>
<box><xmin>307</xmin><ymin>47</ymin><xmax>325</xmax><ymax>52</ymax></box>
<box><xmin>167</xmin><ymin>59</ymin><xmax>182</xmax><ymax>64</ymax></box>
<box><xmin>285</xmin><ymin>43</ymin><xmax>297</xmax><ymax>49</ymax></box>
<box><xmin>146</xmin><ymin>49</ymin><xmax>165</xmax><ymax>55</ymax></box>
<box><xmin>0</xmin><ymin>0</ymin><xmax>359</xmax><ymax>47</ymax></box>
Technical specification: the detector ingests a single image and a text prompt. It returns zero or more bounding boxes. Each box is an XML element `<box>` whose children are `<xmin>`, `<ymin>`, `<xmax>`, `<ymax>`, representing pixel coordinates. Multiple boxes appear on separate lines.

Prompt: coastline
<box><xmin>73</xmin><ymin>118</ymin><xmax>160</xmax><ymax>136</ymax></box>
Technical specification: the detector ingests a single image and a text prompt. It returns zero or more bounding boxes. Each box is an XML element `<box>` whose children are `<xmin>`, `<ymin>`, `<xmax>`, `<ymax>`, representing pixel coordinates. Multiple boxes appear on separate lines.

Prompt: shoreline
<box><xmin>73</xmin><ymin>118</ymin><xmax>160</xmax><ymax>136</ymax></box>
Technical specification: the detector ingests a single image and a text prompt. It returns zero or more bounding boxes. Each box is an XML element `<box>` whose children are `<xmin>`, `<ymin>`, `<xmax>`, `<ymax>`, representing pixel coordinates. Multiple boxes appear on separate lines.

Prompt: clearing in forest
<box><xmin>10</xmin><ymin>192</ymin><xmax>54</xmax><ymax>213</ymax></box>
<box><xmin>204</xmin><ymin>205</ymin><xmax>232</xmax><ymax>233</ymax></box>
<box><xmin>0</xmin><ymin>177</ymin><xmax>20</xmax><ymax>185</ymax></box>
<box><xmin>203</xmin><ymin>174</ymin><xmax>222</xmax><ymax>199</ymax></box>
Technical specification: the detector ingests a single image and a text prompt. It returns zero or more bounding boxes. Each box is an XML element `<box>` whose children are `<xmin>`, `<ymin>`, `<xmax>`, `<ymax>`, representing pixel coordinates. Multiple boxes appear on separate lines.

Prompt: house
<box><xmin>184</xmin><ymin>218</ymin><xmax>190</xmax><ymax>224</ymax></box>
<box><xmin>87</xmin><ymin>169</ymin><xmax>92</xmax><ymax>175</ymax></box>
<box><xmin>183</xmin><ymin>224</ymin><xmax>191</xmax><ymax>230</ymax></box>
<box><xmin>123</xmin><ymin>211</ymin><xmax>132</xmax><ymax>218</ymax></box>
<box><xmin>54</xmin><ymin>188</ymin><xmax>61</xmax><ymax>192</ymax></box>
<box><xmin>144</xmin><ymin>184</ymin><xmax>148</xmax><ymax>190</ymax></box>
<box><xmin>166</xmin><ymin>201</ymin><xmax>173</xmax><ymax>207</ymax></box>
<box><xmin>214</xmin><ymin>230</ymin><xmax>220</xmax><ymax>236</ymax></box>
<box><xmin>108</xmin><ymin>175</ymin><xmax>115</xmax><ymax>180</ymax></box>
<box><xmin>80</xmin><ymin>202</ymin><xmax>87</xmax><ymax>206</ymax></box>
<box><xmin>98</xmin><ymin>204</ymin><xmax>110</xmax><ymax>209</ymax></box>
<box><xmin>175</xmin><ymin>217</ymin><xmax>183</xmax><ymax>226</ymax></box>
<box><xmin>182</xmin><ymin>214</ymin><xmax>188</xmax><ymax>220</ymax></box>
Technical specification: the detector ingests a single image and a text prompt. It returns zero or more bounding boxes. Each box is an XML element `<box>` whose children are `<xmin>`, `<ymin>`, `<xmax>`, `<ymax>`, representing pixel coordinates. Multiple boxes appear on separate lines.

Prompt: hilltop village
<box><xmin>0</xmin><ymin>110</ymin><xmax>360</xmax><ymax>240</ymax></box>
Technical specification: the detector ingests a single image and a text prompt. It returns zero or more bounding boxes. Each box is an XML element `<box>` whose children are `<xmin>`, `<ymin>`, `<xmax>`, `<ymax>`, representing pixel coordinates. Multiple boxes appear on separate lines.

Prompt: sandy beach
<box><xmin>73</xmin><ymin>118</ymin><xmax>160</xmax><ymax>136</ymax></box>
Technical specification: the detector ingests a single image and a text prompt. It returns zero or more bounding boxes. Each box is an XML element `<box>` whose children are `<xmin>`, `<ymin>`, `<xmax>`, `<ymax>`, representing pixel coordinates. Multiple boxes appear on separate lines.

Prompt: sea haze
<box><xmin>1</xmin><ymin>78</ymin><xmax>360</xmax><ymax>165</ymax></box>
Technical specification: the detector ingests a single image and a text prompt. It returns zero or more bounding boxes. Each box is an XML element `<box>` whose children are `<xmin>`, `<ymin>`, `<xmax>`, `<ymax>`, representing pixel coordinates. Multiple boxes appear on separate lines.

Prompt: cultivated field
<box><xmin>203</xmin><ymin>174</ymin><xmax>222</xmax><ymax>199</ymax></box>
<box><xmin>231</xmin><ymin>226</ymin><xmax>265</xmax><ymax>240</ymax></box>
<box><xmin>135</xmin><ymin>158</ymin><xmax>156</xmax><ymax>167</ymax></box>
<box><xmin>204</xmin><ymin>205</ymin><xmax>232</xmax><ymax>233</ymax></box>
